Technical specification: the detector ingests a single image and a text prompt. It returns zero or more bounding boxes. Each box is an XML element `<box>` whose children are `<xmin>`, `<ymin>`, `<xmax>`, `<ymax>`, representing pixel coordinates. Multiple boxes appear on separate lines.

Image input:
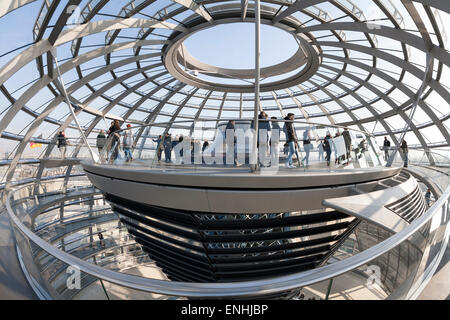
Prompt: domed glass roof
<box><xmin>0</xmin><ymin>0</ymin><xmax>449</xmax><ymax>186</ymax></box>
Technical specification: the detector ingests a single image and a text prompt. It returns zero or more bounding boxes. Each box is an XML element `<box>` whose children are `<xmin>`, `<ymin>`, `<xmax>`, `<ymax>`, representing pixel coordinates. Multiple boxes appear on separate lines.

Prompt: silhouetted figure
<box><xmin>425</xmin><ymin>188</ymin><xmax>432</xmax><ymax>207</ymax></box>
<box><xmin>284</xmin><ymin>113</ymin><xmax>298</xmax><ymax>169</ymax></box>
<box><xmin>383</xmin><ymin>136</ymin><xmax>391</xmax><ymax>161</ymax></box>
<box><xmin>56</xmin><ymin>131</ymin><xmax>67</xmax><ymax>159</ymax></box>
<box><xmin>400</xmin><ymin>139</ymin><xmax>408</xmax><ymax>167</ymax></box>
<box><xmin>163</xmin><ymin>133</ymin><xmax>172</xmax><ymax>162</ymax></box>
<box><xmin>98</xmin><ymin>232</ymin><xmax>105</xmax><ymax>249</ymax></box>
<box><xmin>342</xmin><ymin>128</ymin><xmax>352</xmax><ymax>162</ymax></box>
<box><xmin>107</xmin><ymin>120</ymin><xmax>121</xmax><ymax>163</ymax></box>
<box><xmin>153</xmin><ymin>135</ymin><xmax>163</xmax><ymax>161</ymax></box>
<box><xmin>324</xmin><ymin>132</ymin><xmax>332</xmax><ymax>167</ymax></box>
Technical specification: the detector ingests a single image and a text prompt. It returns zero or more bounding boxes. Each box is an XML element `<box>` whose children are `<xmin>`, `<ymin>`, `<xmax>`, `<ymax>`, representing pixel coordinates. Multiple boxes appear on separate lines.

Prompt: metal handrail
<box><xmin>5</xmin><ymin>180</ymin><xmax>450</xmax><ymax>298</ymax></box>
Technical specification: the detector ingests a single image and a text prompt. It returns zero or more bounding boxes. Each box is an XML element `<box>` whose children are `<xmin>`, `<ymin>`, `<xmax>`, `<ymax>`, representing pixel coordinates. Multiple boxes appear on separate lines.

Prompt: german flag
<box><xmin>30</xmin><ymin>134</ymin><xmax>43</xmax><ymax>149</ymax></box>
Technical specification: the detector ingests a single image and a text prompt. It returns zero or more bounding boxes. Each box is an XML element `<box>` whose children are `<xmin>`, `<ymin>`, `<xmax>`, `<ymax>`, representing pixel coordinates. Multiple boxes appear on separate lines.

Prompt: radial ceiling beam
<box><xmin>284</xmin><ymin>88</ymin><xmax>310</xmax><ymax>120</ymax></box>
<box><xmin>320</xmin><ymin>54</ymin><xmax>450</xmax><ymax>145</ymax></box>
<box><xmin>0</xmin><ymin>40</ymin><xmax>165</xmax><ymax>135</ymax></box>
<box><xmin>172</xmin><ymin>0</ymin><xmax>213</xmax><ymax>22</ymax></box>
<box><xmin>134</xmin><ymin>83</ymin><xmax>187</xmax><ymax>143</ymax></box>
<box><xmin>272</xmin><ymin>0</ymin><xmax>328</xmax><ymax>24</ymax></box>
<box><xmin>0</xmin><ymin>0</ymin><xmax>37</xmax><ymax>18</ymax></box>
<box><xmin>296</xmin><ymin>22</ymin><xmax>450</xmax><ymax>67</ymax></box>
<box><xmin>241</xmin><ymin>0</ymin><xmax>249</xmax><ymax>21</ymax></box>
<box><xmin>317</xmin><ymin>65</ymin><xmax>434</xmax><ymax>164</ymax></box>
<box><xmin>312</xmin><ymin>71</ymin><xmax>399</xmax><ymax>146</ymax></box>
<box><xmin>0</xmin><ymin>19</ymin><xmax>176</xmax><ymax>87</ymax></box>
<box><xmin>190</xmin><ymin>91</ymin><xmax>213</xmax><ymax>135</ymax></box>
<box><xmin>411</xmin><ymin>0</ymin><xmax>450</xmax><ymax>14</ymax></box>
<box><xmin>5</xmin><ymin>55</ymin><xmax>166</xmax><ymax>182</ymax></box>
<box><xmin>297</xmin><ymin>84</ymin><xmax>336</xmax><ymax>125</ymax></box>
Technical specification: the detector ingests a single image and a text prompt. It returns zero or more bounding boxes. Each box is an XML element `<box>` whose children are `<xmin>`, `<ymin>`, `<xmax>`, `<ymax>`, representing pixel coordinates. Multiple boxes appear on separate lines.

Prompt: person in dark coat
<box><xmin>400</xmin><ymin>139</ymin><xmax>408</xmax><ymax>167</ymax></box>
<box><xmin>162</xmin><ymin>133</ymin><xmax>171</xmax><ymax>163</ymax></box>
<box><xmin>284</xmin><ymin>113</ymin><xmax>298</xmax><ymax>168</ymax></box>
<box><xmin>324</xmin><ymin>132</ymin><xmax>332</xmax><ymax>166</ymax></box>
<box><xmin>342</xmin><ymin>128</ymin><xmax>352</xmax><ymax>162</ymax></box>
<box><xmin>56</xmin><ymin>131</ymin><xmax>68</xmax><ymax>159</ymax></box>
<box><xmin>383</xmin><ymin>136</ymin><xmax>391</xmax><ymax>161</ymax></box>
<box><xmin>202</xmin><ymin>141</ymin><xmax>210</xmax><ymax>152</ymax></box>
<box><xmin>107</xmin><ymin>120</ymin><xmax>121</xmax><ymax>162</ymax></box>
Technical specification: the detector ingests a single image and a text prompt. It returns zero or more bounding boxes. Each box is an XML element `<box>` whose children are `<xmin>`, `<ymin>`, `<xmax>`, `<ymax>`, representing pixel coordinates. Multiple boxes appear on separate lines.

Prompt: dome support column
<box><xmin>251</xmin><ymin>0</ymin><xmax>261</xmax><ymax>172</ymax></box>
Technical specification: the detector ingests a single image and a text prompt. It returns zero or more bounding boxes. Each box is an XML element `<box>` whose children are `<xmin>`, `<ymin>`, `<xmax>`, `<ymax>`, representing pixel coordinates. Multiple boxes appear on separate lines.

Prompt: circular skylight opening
<box><xmin>183</xmin><ymin>22</ymin><xmax>299</xmax><ymax>70</ymax></box>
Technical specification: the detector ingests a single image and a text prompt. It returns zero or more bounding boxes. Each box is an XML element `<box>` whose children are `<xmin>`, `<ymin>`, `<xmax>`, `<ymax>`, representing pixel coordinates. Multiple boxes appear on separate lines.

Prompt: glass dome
<box><xmin>0</xmin><ymin>0</ymin><xmax>449</xmax><ymax>187</ymax></box>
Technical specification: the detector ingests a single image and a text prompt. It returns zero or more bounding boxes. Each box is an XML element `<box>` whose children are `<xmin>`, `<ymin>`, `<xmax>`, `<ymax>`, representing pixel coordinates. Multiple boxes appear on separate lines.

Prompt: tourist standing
<box><xmin>163</xmin><ymin>133</ymin><xmax>172</xmax><ymax>163</ymax></box>
<box><xmin>270</xmin><ymin>117</ymin><xmax>280</xmax><ymax>167</ymax></box>
<box><xmin>284</xmin><ymin>113</ymin><xmax>298</xmax><ymax>169</ymax></box>
<box><xmin>401</xmin><ymin>139</ymin><xmax>408</xmax><ymax>168</ymax></box>
<box><xmin>302</xmin><ymin>130</ymin><xmax>312</xmax><ymax>166</ymax></box>
<box><xmin>383</xmin><ymin>136</ymin><xmax>391</xmax><ymax>161</ymax></box>
<box><xmin>123</xmin><ymin>124</ymin><xmax>134</xmax><ymax>162</ymax></box>
<box><xmin>324</xmin><ymin>132</ymin><xmax>332</xmax><ymax>167</ymax></box>
<box><xmin>153</xmin><ymin>135</ymin><xmax>163</xmax><ymax>161</ymax></box>
<box><xmin>57</xmin><ymin>131</ymin><xmax>68</xmax><ymax>159</ymax></box>
<box><xmin>225</xmin><ymin>120</ymin><xmax>236</xmax><ymax>165</ymax></box>
<box><xmin>96</xmin><ymin>130</ymin><xmax>106</xmax><ymax>161</ymax></box>
<box><xmin>318</xmin><ymin>139</ymin><xmax>324</xmax><ymax>162</ymax></box>
<box><xmin>258</xmin><ymin>112</ymin><xmax>271</xmax><ymax>167</ymax></box>
<box><xmin>425</xmin><ymin>188</ymin><xmax>432</xmax><ymax>207</ymax></box>
<box><xmin>342</xmin><ymin>128</ymin><xmax>352</xmax><ymax>162</ymax></box>
<box><xmin>107</xmin><ymin>120</ymin><xmax>121</xmax><ymax>163</ymax></box>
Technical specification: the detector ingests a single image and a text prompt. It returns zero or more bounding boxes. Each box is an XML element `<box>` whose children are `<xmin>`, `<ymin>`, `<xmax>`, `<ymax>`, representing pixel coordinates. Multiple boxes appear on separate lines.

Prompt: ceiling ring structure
<box><xmin>162</xmin><ymin>14</ymin><xmax>321</xmax><ymax>92</ymax></box>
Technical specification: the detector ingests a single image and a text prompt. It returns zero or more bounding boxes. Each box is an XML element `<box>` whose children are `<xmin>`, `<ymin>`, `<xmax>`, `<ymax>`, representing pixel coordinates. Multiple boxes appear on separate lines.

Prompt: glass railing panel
<box><xmin>93</xmin><ymin>120</ymin><xmax>388</xmax><ymax>172</ymax></box>
<box><xmin>5</xmin><ymin>151</ymin><xmax>449</xmax><ymax>300</ymax></box>
<box><xmin>101</xmin><ymin>279</ymin><xmax>185</xmax><ymax>300</ymax></box>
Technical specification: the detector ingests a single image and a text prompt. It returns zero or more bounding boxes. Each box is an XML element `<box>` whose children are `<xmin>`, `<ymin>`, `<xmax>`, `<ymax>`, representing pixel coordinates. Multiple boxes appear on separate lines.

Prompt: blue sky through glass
<box><xmin>184</xmin><ymin>23</ymin><xmax>299</xmax><ymax>69</ymax></box>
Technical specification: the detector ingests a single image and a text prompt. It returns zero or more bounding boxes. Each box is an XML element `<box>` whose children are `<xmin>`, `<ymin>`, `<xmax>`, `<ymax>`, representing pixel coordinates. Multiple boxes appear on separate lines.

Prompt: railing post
<box><xmin>325</xmin><ymin>278</ymin><xmax>333</xmax><ymax>300</ymax></box>
<box><xmin>251</xmin><ymin>0</ymin><xmax>261</xmax><ymax>173</ymax></box>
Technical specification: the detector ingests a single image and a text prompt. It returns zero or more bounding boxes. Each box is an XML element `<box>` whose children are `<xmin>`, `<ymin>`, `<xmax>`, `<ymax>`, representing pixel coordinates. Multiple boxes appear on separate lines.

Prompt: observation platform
<box><xmin>80</xmin><ymin>159</ymin><xmax>429</xmax><ymax>285</ymax></box>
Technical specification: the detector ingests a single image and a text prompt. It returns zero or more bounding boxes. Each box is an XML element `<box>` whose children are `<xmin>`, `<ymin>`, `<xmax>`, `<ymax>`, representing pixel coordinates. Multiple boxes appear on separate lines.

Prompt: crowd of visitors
<box><xmin>56</xmin><ymin>116</ymin><xmax>410</xmax><ymax>169</ymax></box>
